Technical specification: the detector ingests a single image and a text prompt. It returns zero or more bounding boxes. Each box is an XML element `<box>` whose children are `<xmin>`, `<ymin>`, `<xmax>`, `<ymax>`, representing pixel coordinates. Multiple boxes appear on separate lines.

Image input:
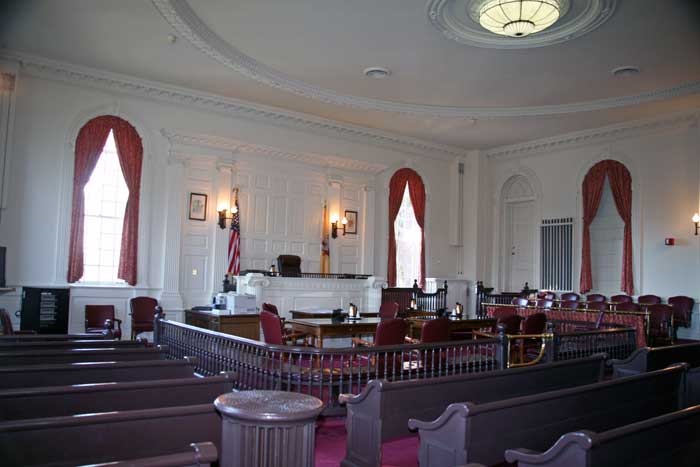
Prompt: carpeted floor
<box><xmin>315</xmin><ymin>416</ymin><xmax>419</xmax><ymax>467</ymax></box>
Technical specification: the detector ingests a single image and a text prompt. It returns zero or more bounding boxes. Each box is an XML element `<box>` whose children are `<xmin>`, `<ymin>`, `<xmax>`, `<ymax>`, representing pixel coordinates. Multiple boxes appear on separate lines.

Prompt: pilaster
<box><xmin>159</xmin><ymin>153</ymin><xmax>187</xmax><ymax>312</ymax></box>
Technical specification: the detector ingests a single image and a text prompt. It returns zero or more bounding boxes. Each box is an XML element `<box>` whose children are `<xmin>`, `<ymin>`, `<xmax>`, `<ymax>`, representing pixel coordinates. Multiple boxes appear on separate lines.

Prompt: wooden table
<box><xmin>185</xmin><ymin>309</ymin><xmax>260</xmax><ymax>341</ymax></box>
<box><xmin>290</xmin><ymin>310</ymin><xmax>379</xmax><ymax>319</ymax></box>
<box><xmin>406</xmin><ymin>317</ymin><xmax>497</xmax><ymax>340</ymax></box>
<box><xmin>288</xmin><ymin>317</ymin><xmax>382</xmax><ymax>347</ymax></box>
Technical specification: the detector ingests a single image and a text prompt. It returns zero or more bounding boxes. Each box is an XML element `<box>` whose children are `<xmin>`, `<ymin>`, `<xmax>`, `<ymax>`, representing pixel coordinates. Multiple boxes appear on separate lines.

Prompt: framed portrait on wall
<box><xmin>188</xmin><ymin>193</ymin><xmax>207</xmax><ymax>221</ymax></box>
<box><xmin>344</xmin><ymin>210</ymin><xmax>358</xmax><ymax>234</ymax></box>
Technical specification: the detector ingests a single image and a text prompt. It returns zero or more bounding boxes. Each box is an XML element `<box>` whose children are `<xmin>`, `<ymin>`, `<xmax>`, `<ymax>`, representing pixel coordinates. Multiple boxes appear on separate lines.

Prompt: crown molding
<box><xmin>161</xmin><ymin>129</ymin><xmax>388</xmax><ymax>174</ymax></box>
<box><xmin>0</xmin><ymin>49</ymin><xmax>465</xmax><ymax>161</ymax></box>
<box><xmin>152</xmin><ymin>0</ymin><xmax>700</xmax><ymax>118</ymax></box>
<box><xmin>484</xmin><ymin>110</ymin><xmax>700</xmax><ymax>160</ymax></box>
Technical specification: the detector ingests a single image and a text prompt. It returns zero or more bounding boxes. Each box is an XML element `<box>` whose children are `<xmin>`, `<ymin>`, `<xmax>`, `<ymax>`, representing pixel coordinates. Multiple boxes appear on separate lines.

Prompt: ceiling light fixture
<box><xmin>364</xmin><ymin>67</ymin><xmax>391</xmax><ymax>79</ymax></box>
<box><xmin>478</xmin><ymin>0</ymin><xmax>562</xmax><ymax>37</ymax></box>
<box><xmin>611</xmin><ymin>66</ymin><xmax>641</xmax><ymax>77</ymax></box>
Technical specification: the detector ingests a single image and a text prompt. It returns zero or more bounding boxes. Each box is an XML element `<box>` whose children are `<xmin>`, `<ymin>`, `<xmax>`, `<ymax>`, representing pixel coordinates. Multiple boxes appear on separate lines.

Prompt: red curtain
<box><xmin>387</xmin><ymin>168</ymin><xmax>426</xmax><ymax>288</ymax></box>
<box><xmin>67</xmin><ymin>115</ymin><xmax>143</xmax><ymax>286</ymax></box>
<box><xmin>579</xmin><ymin>160</ymin><xmax>633</xmax><ymax>295</ymax></box>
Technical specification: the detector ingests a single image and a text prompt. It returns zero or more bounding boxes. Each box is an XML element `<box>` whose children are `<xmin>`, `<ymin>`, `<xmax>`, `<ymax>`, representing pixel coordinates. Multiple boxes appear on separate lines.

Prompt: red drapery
<box><xmin>67</xmin><ymin>115</ymin><xmax>143</xmax><ymax>285</ymax></box>
<box><xmin>387</xmin><ymin>168</ymin><xmax>426</xmax><ymax>288</ymax></box>
<box><xmin>579</xmin><ymin>160</ymin><xmax>633</xmax><ymax>295</ymax></box>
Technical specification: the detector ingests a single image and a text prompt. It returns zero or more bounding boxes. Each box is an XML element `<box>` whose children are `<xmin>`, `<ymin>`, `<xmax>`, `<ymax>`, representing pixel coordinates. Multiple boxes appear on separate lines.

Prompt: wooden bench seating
<box><xmin>77</xmin><ymin>441</ymin><xmax>218</xmax><ymax>467</ymax></box>
<box><xmin>339</xmin><ymin>354</ymin><xmax>606</xmax><ymax>467</ymax></box>
<box><xmin>407</xmin><ymin>364</ymin><xmax>688</xmax><ymax>467</ymax></box>
<box><xmin>0</xmin><ymin>333</ymin><xmax>112</xmax><ymax>342</ymax></box>
<box><xmin>0</xmin><ymin>345</ymin><xmax>168</xmax><ymax>366</ymax></box>
<box><xmin>0</xmin><ymin>374</ymin><xmax>235</xmax><ymax>420</ymax></box>
<box><xmin>0</xmin><ymin>339</ymin><xmax>147</xmax><ymax>350</ymax></box>
<box><xmin>0</xmin><ymin>404</ymin><xmax>222</xmax><ymax>467</ymax></box>
<box><xmin>504</xmin><ymin>405</ymin><xmax>700</xmax><ymax>467</ymax></box>
<box><xmin>0</xmin><ymin>357</ymin><xmax>198</xmax><ymax>389</ymax></box>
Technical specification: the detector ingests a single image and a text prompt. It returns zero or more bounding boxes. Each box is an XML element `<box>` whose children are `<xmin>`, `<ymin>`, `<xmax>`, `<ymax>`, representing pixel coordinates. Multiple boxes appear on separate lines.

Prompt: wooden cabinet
<box><xmin>185</xmin><ymin>310</ymin><xmax>260</xmax><ymax>341</ymax></box>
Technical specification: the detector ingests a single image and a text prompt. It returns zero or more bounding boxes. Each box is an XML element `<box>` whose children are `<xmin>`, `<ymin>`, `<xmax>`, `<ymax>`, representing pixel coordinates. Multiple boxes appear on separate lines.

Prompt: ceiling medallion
<box><xmin>428</xmin><ymin>0</ymin><xmax>616</xmax><ymax>49</ymax></box>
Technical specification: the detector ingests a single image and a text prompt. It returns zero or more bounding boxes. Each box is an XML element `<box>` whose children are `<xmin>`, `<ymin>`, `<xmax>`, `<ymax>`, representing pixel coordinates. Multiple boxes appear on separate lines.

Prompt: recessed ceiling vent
<box><xmin>612</xmin><ymin>66</ymin><xmax>640</xmax><ymax>77</ymax></box>
<box><xmin>364</xmin><ymin>67</ymin><xmax>391</xmax><ymax>79</ymax></box>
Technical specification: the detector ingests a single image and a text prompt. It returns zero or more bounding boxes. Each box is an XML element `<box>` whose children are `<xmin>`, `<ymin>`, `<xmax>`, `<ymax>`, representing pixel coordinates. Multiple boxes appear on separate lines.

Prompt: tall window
<box><xmin>82</xmin><ymin>131</ymin><xmax>129</xmax><ymax>283</ymax></box>
<box><xmin>388</xmin><ymin>168</ymin><xmax>425</xmax><ymax>287</ymax></box>
<box><xmin>395</xmin><ymin>185</ymin><xmax>422</xmax><ymax>287</ymax></box>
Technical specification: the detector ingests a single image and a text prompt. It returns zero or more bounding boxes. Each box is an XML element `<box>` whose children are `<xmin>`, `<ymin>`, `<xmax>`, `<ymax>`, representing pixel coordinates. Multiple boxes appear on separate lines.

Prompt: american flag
<box><xmin>227</xmin><ymin>189</ymin><xmax>241</xmax><ymax>275</ymax></box>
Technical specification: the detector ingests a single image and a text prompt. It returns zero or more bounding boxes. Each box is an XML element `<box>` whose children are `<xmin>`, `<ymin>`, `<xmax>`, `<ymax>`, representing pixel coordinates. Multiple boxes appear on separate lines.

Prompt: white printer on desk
<box><xmin>225</xmin><ymin>293</ymin><xmax>257</xmax><ymax>314</ymax></box>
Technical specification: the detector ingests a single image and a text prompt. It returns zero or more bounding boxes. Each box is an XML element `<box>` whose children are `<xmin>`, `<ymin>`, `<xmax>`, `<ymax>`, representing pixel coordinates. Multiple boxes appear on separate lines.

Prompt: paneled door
<box><xmin>505</xmin><ymin>200</ymin><xmax>535</xmax><ymax>292</ymax></box>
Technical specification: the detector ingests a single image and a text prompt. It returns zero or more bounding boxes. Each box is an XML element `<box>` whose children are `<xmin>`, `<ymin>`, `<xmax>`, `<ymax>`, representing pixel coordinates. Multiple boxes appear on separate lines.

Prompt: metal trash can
<box><xmin>214</xmin><ymin>390</ymin><xmax>324</xmax><ymax>467</ymax></box>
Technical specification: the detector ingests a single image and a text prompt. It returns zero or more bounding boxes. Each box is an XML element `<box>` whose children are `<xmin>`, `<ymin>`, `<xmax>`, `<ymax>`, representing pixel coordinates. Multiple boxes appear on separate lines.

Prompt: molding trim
<box><xmin>484</xmin><ymin>110</ymin><xmax>700</xmax><ymax>160</ymax></box>
<box><xmin>0</xmin><ymin>49</ymin><xmax>465</xmax><ymax>161</ymax></box>
<box><xmin>150</xmin><ymin>0</ymin><xmax>700</xmax><ymax>118</ymax></box>
<box><xmin>161</xmin><ymin>130</ymin><xmax>388</xmax><ymax>174</ymax></box>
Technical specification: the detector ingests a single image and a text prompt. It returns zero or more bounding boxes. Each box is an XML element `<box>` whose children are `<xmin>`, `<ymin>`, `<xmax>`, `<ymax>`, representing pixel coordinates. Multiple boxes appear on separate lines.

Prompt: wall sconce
<box><xmin>693</xmin><ymin>213</ymin><xmax>700</xmax><ymax>236</ymax></box>
<box><xmin>218</xmin><ymin>205</ymin><xmax>238</xmax><ymax>229</ymax></box>
<box><xmin>330</xmin><ymin>214</ymin><xmax>348</xmax><ymax>238</ymax></box>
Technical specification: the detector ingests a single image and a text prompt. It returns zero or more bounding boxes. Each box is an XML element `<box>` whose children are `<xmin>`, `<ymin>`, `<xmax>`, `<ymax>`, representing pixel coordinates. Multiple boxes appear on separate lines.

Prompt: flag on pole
<box><xmin>321</xmin><ymin>201</ymin><xmax>330</xmax><ymax>273</ymax></box>
<box><xmin>227</xmin><ymin>188</ymin><xmax>241</xmax><ymax>275</ymax></box>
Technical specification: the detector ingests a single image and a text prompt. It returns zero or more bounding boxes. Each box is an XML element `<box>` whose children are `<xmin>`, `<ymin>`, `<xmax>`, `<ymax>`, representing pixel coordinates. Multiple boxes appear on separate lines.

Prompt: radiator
<box><xmin>540</xmin><ymin>217</ymin><xmax>573</xmax><ymax>291</ymax></box>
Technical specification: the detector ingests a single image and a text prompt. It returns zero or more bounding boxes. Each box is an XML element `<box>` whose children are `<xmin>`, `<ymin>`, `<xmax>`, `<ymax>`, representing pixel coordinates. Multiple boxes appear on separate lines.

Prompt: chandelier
<box><xmin>479</xmin><ymin>0</ymin><xmax>562</xmax><ymax>37</ymax></box>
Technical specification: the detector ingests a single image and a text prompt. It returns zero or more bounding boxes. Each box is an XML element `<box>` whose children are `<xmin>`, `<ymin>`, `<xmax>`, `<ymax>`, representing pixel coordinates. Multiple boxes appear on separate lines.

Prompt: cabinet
<box><xmin>185</xmin><ymin>309</ymin><xmax>260</xmax><ymax>341</ymax></box>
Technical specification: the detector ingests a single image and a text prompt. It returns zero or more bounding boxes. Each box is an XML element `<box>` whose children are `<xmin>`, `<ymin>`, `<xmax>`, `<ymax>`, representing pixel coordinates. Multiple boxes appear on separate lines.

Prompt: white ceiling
<box><xmin>2</xmin><ymin>0</ymin><xmax>699</xmax><ymax>149</ymax></box>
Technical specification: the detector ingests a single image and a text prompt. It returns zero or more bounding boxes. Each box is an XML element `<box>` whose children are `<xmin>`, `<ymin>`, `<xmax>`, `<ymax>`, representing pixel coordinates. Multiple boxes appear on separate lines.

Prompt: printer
<box><xmin>225</xmin><ymin>293</ymin><xmax>257</xmax><ymax>314</ymax></box>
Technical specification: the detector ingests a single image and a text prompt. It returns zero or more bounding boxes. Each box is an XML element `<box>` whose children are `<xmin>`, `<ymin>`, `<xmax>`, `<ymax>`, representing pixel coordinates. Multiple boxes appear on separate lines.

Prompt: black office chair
<box><xmin>277</xmin><ymin>255</ymin><xmax>302</xmax><ymax>277</ymax></box>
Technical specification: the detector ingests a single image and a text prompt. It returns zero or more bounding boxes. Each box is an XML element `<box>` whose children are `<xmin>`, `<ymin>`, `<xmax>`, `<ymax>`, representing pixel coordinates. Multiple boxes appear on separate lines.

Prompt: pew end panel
<box><xmin>608</xmin><ymin>347</ymin><xmax>650</xmax><ymax>377</ymax></box>
<box><xmin>505</xmin><ymin>431</ymin><xmax>596</xmax><ymax>467</ymax></box>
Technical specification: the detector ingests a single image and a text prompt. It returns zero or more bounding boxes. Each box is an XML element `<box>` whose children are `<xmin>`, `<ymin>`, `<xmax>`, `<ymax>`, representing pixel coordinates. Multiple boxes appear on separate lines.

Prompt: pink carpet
<box><xmin>315</xmin><ymin>416</ymin><xmax>419</xmax><ymax>467</ymax></box>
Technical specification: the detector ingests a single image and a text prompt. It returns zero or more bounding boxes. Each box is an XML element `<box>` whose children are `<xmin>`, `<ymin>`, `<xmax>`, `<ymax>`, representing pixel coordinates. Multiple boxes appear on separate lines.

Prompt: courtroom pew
<box><xmin>407</xmin><ymin>364</ymin><xmax>687</xmax><ymax>467</ymax></box>
<box><xmin>0</xmin><ymin>333</ymin><xmax>112</xmax><ymax>342</ymax></box>
<box><xmin>0</xmin><ymin>374</ymin><xmax>235</xmax><ymax>420</ymax></box>
<box><xmin>0</xmin><ymin>339</ymin><xmax>147</xmax><ymax>351</ymax></box>
<box><xmin>0</xmin><ymin>345</ymin><xmax>168</xmax><ymax>366</ymax></box>
<box><xmin>78</xmin><ymin>441</ymin><xmax>218</xmax><ymax>467</ymax></box>
<box><xmin>339</xmin><ymin>354</ymin><xmax>606</xmax><ymax>467</ymax></box>
<box><xmin>0</xmin><ymin>404</ymin><xmax>222</xmax><ymax>467</ymax></box>
<box><xmin>504</xmin><ymin>405</ymin><xmax>700</xmax><ymax>467</ymax></box>
<box><xmin>0</xmin><ymin>357</ymin><xmax>198</xmax><ymax>389</ymax></box>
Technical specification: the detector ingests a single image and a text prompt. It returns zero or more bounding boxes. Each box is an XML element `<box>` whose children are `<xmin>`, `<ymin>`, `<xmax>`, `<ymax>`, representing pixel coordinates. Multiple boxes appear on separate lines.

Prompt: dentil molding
<box><xmin>1</xmin><ymin>49</ymin><xmax>464</xmax><ymax>161</ymax></box>
<box><xmin>151</xmin><ymin>0</ymin><xmax>700</xmax><ymax>118</ymax></box>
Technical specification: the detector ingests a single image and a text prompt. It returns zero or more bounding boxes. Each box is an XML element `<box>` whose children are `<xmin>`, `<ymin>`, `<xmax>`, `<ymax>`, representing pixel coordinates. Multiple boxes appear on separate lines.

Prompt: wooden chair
<box><xmin>410</xmin><ymin>317</ymin><xmax>451</xmax><ymax>375</ymax></box>
<box><xmin>0</xmin><ymin>308</ymin><xmax>36</xmax><ymax>335</ymax></box>
<box><xmin>129</xmin><ymin>296</ymin><xmax>158</xmax><ymax>340</ymax></box>
<box><xmin>615</xmin><ymin>301</ymin><xmax>641</xmax><ymax>312</ymax></box>
<box><xmin>611</xmin><ymin>294</ymin><xmax>633</xmax><ymax>303</ymax></box>
<box><xmin>511</xmin><ymin>297</ymin><xmax>529</xmax><ymax>307</ymax></box>
<box><xmin>668</xmin><ymin>296</ymin><xmax>695</xmax><ymax>329</ymax></box>
<box><xmin>352</xmin><ymin>318</ymin><xmax>409</xmax><ymax>375</ymax></box>
<box><xmin>586</xmin><ymin>294</ymin><xmax>607</xmax><ymax>303</ymax></box>
<box><xmin>638</xmin><ymin>294</ymin><xmax>662</xmax><ymax>305</ymax></box>
<box><xmin>647</xmin><ymin>304</ymin><xmax>674</xmax><ymax>347</ymax></box>
<box><xmin>85</xmin><ymin>305</ymin><xmax>121</xmax><ymax>340</ymax></box>
<box><xmin>535</xmin><ymin>299</ymin><xmax>553</xmax><ymax>309</ymax></box>
<box><xmin>586</xmin><ymin>301</ymin><xmax>607</xmax><ymax>312</ymax></box>
<box><xmin>379</xmin><ymin>301</ymin><xmax>400</xmax><ymax>320</ymax></box>
<box><xmin>261</xmin><ymin>303</ymin><xmax>308</xmax><ymax>344</ymax></box>
<box><xmin>537</xmin><ymin>291</ymin><xmax>556</xmax><ymax>300</ymax></box>
<box><xmin>560</xmin><ymin>292</ymin><xmax>580</xmax><ymax>302</ymax></box>
<box><xmin>260</xmin><ymin>310</ymin><xmax>307</xmax><ymax>346</ymax></box>
<box><xmin>513</xmin><ymin>312</ymin><xmax>547</xmax><ymax>363</ymax></box>
<box><xmin>559</xmin><ymin>300</ymin><xmax>579</xmax><ymax>310</ymax></box>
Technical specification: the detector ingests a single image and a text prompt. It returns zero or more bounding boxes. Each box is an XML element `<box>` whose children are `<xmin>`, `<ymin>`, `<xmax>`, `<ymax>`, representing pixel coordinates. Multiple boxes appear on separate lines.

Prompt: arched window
<box><xmin>580</xmin><ymin>159</ymin><xmax>633</xmax><ymax>295</ymax></box>
<box><xmin>67</xmin><ymin>116</ymin><xmax>143</xmax><ymax>285</ymax></box>
<box><xmin>388</xmin><ymin>168</ymin><xmax>425</xmax><ymax>287</ymax></box>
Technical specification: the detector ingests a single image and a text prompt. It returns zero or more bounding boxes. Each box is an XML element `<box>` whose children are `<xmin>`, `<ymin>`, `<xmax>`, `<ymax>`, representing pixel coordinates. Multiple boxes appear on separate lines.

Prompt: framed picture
<box><xmin>188</xmin><ymin>193</ymin><xmax>207</xmax><ymax>221</ymax></box>
<box><xmin>344</xmin><ymin>210</ymin><xmax>358</xmax><ymax>234</ymax></box>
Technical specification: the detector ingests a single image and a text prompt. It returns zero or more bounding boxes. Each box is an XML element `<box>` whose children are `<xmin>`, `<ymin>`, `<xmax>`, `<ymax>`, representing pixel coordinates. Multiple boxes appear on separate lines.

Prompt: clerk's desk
<box><xmin>185</xmin><ymin>308</ymin><xmax>260</xmax><ymax>341</ymax></box>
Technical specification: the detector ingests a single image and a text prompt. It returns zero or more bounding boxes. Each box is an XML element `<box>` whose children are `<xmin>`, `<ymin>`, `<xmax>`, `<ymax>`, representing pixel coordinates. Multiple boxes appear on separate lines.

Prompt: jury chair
<box><xmin>560</xmin><ymin>292</ymin><xmax>580</xmax><ymax>302</ymax></box>
<box><xmin>85</xmin><ymin>305</ymin><xmax>122</xmax><ymax>340</ymax></box>
<box><xmin>129</xmin><ymin>296</ymin><xmax>158</xmax><ymax>340</ymax></box>
<box><xmin>610</xmin><ymin>294</ymin><xmax>633</xmax><ymax>304</ymax></box>
<box><xmin>668</xmin><ymin>295</ymin><xmax>695</xmax><ymax>329</ymax></box>
<box><xmin>638</xmin><ymin>295</ymin><xmax>662</xmax><ymax>306</ymax></box>
<box><xmin>586</xmin><ymin>294</ymin><xmax>607</xmax><ymax>303</ymax></box>
<box><xmin>647</xmin><ymin>304</ymin><xmax>674</xmax><ymax>347</ymax></box>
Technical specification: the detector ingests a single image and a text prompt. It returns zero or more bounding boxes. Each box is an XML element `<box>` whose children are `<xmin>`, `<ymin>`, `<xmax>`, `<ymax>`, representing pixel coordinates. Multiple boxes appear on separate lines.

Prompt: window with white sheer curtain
<box><xmin>394</xmin><ymin>184</ymin><xmax>422</xmax><ymax>287</ymax></box>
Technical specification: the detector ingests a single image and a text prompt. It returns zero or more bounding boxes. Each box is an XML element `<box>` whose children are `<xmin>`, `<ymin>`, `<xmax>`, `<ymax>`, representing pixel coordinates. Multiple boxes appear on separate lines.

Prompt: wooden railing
<box><xmin>382</xmin><ymin>280</ymin><xmax>448</xmax><ymax>312</ymax></box>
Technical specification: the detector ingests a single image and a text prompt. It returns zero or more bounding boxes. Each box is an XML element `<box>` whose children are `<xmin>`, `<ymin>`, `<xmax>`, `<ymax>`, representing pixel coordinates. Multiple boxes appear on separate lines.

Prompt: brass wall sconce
<box><xmin>693</xmin><ymin>213</ymin><xmax>700</xmax><ymax>236</ymax></box>
<box><xmin>331</xmin><ymin>214</ymin><xmax>348</xmax><ymax>238</ymax></box>
<box><xmin>218</xmin><ymin>205</ymin><xmax>238</xmax><ymax>229</ymax></box>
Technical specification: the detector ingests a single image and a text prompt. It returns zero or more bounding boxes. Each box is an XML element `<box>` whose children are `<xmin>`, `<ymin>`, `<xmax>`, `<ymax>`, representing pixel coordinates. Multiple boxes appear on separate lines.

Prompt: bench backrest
<box><xmin>0</xmin><ymin>404</ymin><xmax>221</xmax><ymax>467</ymax></box>
<box><xmin>77</xmin><ymin>442</ymin><xmax>218</xmax><ymax>467</ymax></box>
<box><xmin>0</xmin><ymin>346</ymin><xmax>167</xmax><ymax>366</ymax></box>
<box><xmin>0</xmin><ymin>374</ymin><xmax>234</xmax><ymax>420</ymax></box>
<box><xmin>0</xmin><ymin>340</ymin><xmax>147</xmax><ymax>351</ymax></box>
<box><xmin>409</xmin><ymin>364</ymin><xmax>687</xmax><ymax>467</ymax></box>
<box><xmin>0</xmin><ymin>333</ymin><xmax>112</xmax><ymax>342</ymax></box>
<box><xmin>611</xmin><ymin>343</ymin><xmax>700</xmax><ymax>377</ymax></box>
<box><xmin>505</xmin><ymin>405</ymin><xmax>700</xmax><ymax>467</ymax></box>
<box><xmin>0</xmin><ymin>358</ymin><xmax>198</xmax><ymax>389</ymax></box>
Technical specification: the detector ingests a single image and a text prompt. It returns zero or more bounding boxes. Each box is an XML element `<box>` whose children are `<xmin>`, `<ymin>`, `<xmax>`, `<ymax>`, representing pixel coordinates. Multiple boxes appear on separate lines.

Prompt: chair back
<box><xmin>277</xmin><ymin>255</ymin><xmax>301</xmax><ymax>277</ymax></box>
<box><xmin>521</xmin><ymin>312</ymin><xmax>546</xmax><ymax>334</ymax></box>
<box><xmin>420</xmin><ymin>318</ymin><xmax>450</xmax><ymax>343</ymax></box>
<box><xmin>537</xmin><ymin>291</ymin><xmax>555</xmax><ymax>300</ymax></box>
<box><xmin>647</xmin><ymin>304</ymin><xmax>673</xmax><ymax>339</ymax></box>
<box><xmin>586</xmin><ymin>294</ymin><xmax>607</xmax><ymax>303</ymax></box>
<box><xmin>130</xmin><ymin>297</ymin><xmax>158</xmax><ymax>324</ymax></box>
<box><xmin>535</xmin><ymin>299</ymin><xmax>553</xmax><ymax>309</ymax></box>
<box><xmin>0</xmin><ymin>308</ymin><xmax>15</xmax><ymax>335</ymax></box>
<box><xmin>611</xmin><ymin>294</ymin><xmax>633</xmax><ymax>303</ymax></box>
<box><xmin>638</xmin><ymin>294</ymin><xmax>662</xmax><ymax>305</ymax></box>
<box><xmin>260</xmin><ymin>311</ymin><xmax>284</xmax><ymax>345</ymax></box>
<box><xmin>511</xmin><ymin>297</ymin><xmax>528</xmax><ymax>307</ymax></box>
<box><xmin>379</xmin><ymin>302</ymin><xmax>400</xmax><ymax>320</ymax></box>
<box><xmin>374</xmin><ymin>318</ymin><xmax>408</xmax><ymax>346</ymax></box>
<box><xmin>85</xmin><ymin>305</ymin><xmax>116</xmax><ymax>329</ymax></box>
<box><xmin>586</xmin><ymin>301</ymin><xmax>607</xmax><ymax>312</ymax></box>
<box><xmin>559</xmin><ymin>300</ymin><xmax>579</xmax><ymax>310</ymax></box>
<box><xmin>499</xmin><ymin>314</ymin><xmax>523</xmax><ymax>335</ymax></box>
<box><xmin>261</xmin><ymin>303</ymin><xmax>279</xmax><ymax>315</ymax></box>
<box><xmin>668</xmin><ymin>296</ymin><xmax>695</xmax><ymax>328</ymax></box>
<box><xmin>560</xmin><ymin>292</ymin><xmax>580</xmax><ymax>302</ymax></box>
<box><xmin>493</xmin><ymin>307</ymin><xmax>516</xmax><ymax>321</ymax></box>
<box><xmin>615</xmin><ymin>302</ymin><xmax>641</xmax><ymax>312</ymax></box>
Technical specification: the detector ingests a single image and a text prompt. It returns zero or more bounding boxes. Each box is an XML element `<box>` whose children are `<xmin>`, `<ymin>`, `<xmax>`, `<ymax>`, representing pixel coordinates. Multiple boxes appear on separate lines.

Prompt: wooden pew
<box><xmin>0</xmin><ymin>339</ymin><xmax>147</xmax><ymax>351</ymax></box>
<box><xmin>0</xmin><ymin>358</ymin><xmax>198</xmax><ymax>389</ymax></box>
<box><xmin>0</xmin><ymin>333</ymin><xmax>112</xmax><ymax>342</ymax></box>
<box><xmin>0</xmin><ymin>345</ymin><xmax>168</xmax><ymax>365</ymax></box>
<box><xmin>78</xmin><ymin>441</ymin><xmax>218</xmax><ymax>467</ymax></box>
<box><xmin>504</xmin><ymin>405</ymin><xmax>700</xmax><ymax>467</ymax></box>
<box><xmin>339</xmin><ymin>354</ymin><xmax>606</xmax><ymax>467</ymax></box>
<box><xmin>610</xmin><ymin>343</ymin><xmax>700</xmax><ymax>405</ymax></box>
<box><xmin>0</xmin><ymin>404</ymin><xmax>222</xmax><ymax>467</ymax></box>
<box><xmin>407</xmin><ymin>364</ymin><xmax>688</xmax><ymax>467</ymax></box>
<box><xmin>0</xmin><ymin>374</ymin><xmax>235</xmax><ymax>420</ymax></box>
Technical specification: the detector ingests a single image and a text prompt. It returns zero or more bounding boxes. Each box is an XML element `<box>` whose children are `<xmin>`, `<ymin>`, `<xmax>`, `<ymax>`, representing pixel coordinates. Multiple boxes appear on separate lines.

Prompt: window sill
<box><xmin>71</xmin><ymin>283</ymin><xmax>132</xmax><ymax>289</ymax></box>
